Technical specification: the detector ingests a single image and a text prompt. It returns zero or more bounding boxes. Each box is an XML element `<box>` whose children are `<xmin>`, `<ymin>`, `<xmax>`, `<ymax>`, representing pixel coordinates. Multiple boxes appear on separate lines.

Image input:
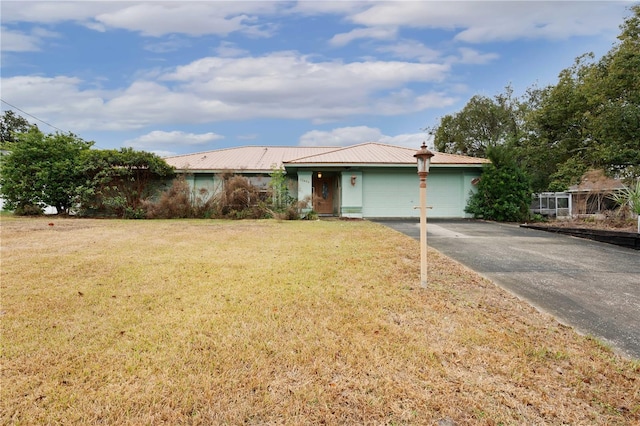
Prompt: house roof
<box><xmin>567</xmin><ymin>170</ymin><xmax>626</xmax><ymax>193</ymax></box>
<box><xmin>164</xmin><ymin>142</ymin><xmax>488</xmax><ymax>172</ymax></box>
<box><xmin>164</xmin><ymin>146</ymin><xmax>335</xmax><ymax>172</ymax></box>
<box><xmin>284</xmin><ymin>142</ymin><xmax>489</xmax><ymax>166</ymax></box>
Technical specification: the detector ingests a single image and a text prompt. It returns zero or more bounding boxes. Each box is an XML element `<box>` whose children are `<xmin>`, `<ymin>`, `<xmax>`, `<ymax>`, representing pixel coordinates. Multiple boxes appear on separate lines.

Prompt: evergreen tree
<box><xmin>465</xmin><ymin>145</ymin><xmax>532</xmax><ymax>222</ymax></box>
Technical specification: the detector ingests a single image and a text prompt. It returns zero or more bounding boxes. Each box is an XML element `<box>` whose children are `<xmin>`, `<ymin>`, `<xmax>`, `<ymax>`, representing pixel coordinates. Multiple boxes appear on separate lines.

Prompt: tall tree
<box><xmin>430</xmin><ymin>6</ymin><xmax>640</xmax><ymax>192</ymax></box>
<box><xmin>523</xmin><ymin>5</ymin><xmax>640</xmax><ymax>190</ymax></box>
<box><xmin>0</xmin><ymin>128</ymin><xmax>93</xmax><ymax>214</ymax></box>
<box><xmin>431</xmin><ymin>88</ymin><xmax>520</xmax><ymax>158</ymax></box>
<box><xmin>584</xmin><ymin>4</ymin><xmax>640</xmax><ymax>180</ymax></box>
<box><xmin>1</xmin><ymin>110</ymin><xmax>34</xmax><ymax>149</ymax></box>
<box><xmin>525</xmin><ymin>57</ymin><xmax>594</xmax><ymax>191</ymax></box>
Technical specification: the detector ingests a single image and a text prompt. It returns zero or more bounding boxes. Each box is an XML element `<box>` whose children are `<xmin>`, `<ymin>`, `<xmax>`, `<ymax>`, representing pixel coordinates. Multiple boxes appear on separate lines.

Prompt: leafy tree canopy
<box><xmin>431</xmin><ymin>90</ymin><xmax>520</xmax><ymax>158</ymax></box>
<box><xmin>1</xmin><ymin>110</ymin><xmax>35</xmax><ymax>149</ymax></box>
<box><xmin>0</xmin><ymin>128</ymin><xmax>93</xmax><ymax>215</ymax></box>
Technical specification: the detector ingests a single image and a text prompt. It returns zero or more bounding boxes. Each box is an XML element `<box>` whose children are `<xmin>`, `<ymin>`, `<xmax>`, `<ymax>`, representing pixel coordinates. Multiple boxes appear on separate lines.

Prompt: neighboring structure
<box><xmin>567</xmin><ymin>170</ymin><xmax>626</xmax><ymax>216</ymax></box>
<box><xmin>530</xmin><ymin>170</ymin><xmax>627</xmax><ymax>219</ymax></box>
<box><xmin>530</xmin><ymin>192</ymin><xmax>572</xmax><ymax>218</ymax></box>
<box><xmin>164</xmin><ymin>142</ymin><xmax>488</xmax><ymax>219</ymax></box>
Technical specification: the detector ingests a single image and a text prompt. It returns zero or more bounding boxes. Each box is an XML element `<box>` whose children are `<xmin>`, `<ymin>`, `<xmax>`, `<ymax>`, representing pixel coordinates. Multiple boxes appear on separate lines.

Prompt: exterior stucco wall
<box><xmin>340</xmin><ymin>171</ymin><xmax>363</xmax><ymax>218</ymax></box>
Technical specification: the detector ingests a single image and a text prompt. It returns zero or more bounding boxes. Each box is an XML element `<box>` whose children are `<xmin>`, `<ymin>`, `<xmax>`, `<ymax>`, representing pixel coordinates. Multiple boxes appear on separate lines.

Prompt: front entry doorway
<box><xmin>313</xmin><ymin>174</ymin><xmax>335</xmax><ymax>215</ymax></box>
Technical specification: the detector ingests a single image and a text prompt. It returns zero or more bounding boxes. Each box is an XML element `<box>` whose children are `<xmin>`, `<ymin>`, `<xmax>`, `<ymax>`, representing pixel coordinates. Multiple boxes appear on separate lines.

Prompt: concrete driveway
<box><xmin>374</xmin><ymin>219</ymin><xmax>640</xmax><ymax>360</ymax></box>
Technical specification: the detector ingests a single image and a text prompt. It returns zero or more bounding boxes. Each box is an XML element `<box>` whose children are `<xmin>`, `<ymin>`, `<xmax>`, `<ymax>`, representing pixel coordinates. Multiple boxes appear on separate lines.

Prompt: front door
<box><xmin>313</xmin><ymin>175</ymin><xmax>334</xmax><ymax>214</ymax></box>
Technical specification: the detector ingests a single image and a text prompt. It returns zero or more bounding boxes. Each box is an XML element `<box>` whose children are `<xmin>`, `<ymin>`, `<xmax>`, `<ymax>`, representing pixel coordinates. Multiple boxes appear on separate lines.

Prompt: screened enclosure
<box><xmin>531</xmin><ymin>192</ymin><xmax>571</xmax><ymax>217</ymax></box>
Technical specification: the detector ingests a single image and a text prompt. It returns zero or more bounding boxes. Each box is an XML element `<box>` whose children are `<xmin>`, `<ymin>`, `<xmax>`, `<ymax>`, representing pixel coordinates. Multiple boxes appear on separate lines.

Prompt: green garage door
<box><xmin>425</xmin><ymin>172</ymin><xmax>465</xmax><ymax>218</ymax></box>
<box><xmin>361</xmin><ymin>169</ymin><xmax>469</xmax><ymax>218</ymax></box>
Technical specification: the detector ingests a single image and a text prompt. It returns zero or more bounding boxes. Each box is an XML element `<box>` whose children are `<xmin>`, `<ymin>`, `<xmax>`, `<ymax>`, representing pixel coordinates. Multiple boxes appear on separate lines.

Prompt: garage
<box><xmin>361</xmin><ymin>168</ymin><xmax>479</xmax><ymax>219</ymax></box>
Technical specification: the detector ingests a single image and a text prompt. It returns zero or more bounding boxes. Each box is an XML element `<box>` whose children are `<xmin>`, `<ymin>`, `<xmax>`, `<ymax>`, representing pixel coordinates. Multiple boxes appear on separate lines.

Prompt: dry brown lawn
<box><xmin>1</xmin><ymin>217</ymin><xmax>638</xmax><ymax>425</ymax></box>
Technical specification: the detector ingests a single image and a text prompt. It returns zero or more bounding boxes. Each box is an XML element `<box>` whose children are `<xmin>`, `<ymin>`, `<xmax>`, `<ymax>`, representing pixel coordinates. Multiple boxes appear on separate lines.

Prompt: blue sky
<box><xmin>1</xmin><ymin>1</ymin><xmax>635</xmax><ymax>156</ymax></box>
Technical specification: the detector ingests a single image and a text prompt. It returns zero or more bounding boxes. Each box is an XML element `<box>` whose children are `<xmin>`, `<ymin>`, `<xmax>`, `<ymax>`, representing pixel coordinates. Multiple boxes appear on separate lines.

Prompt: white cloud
<box><xmin>0</xmin><ymin>51</ymin><xmax>453</xmax><ymax>132</ymax></box>
<box><xmin>215</xmin><ymin>42</ymin><xmax>249</xmax><ymax>58</ymax></box>
<box><xmin>156</xmin><ymin>150</ymin><xmax>180</xmax><ymax>158</ymax></box>
<box><xmin>299</xmin><ymin>126</ymin><xmax>384</xmax><ymax>147</ymax></box>
<box><xmin>298</xmin><ymin>126</ymin><xmax>431</xmax><ymax>149</ymax></box>
<box><xmin>125</xmin><ymin>130</ymin><xmax>224</xmax><ymax>150</ymax></box>
<box><xmin>379</xmin><ymin>133</ymin><xmax>433</xmax><ymax>150</ymax></box>
<box><xmin>102</xmin><ymin>81</ymin><xmax>236</xmax><ymax>129</ymax></box>
<box><xmin>346</xmin><ymin>1</ymin><xmax>625</xmax><ymax>43</ymax></box>
<box><xmin>453</xmin><ymin>47</ymin><xmax>499</xmax><ymax>65</ymax></box>
<box><xmin>0</xmin><ymin>75</ymin><xmax>108</xmax><ymax>127</ymax></box>
<box><xmin>290</xmin><ymin>2</ymin><xmax>369</xmax><ymax>16</ymax></box>
<box><xmin>94</xmin><ymin>4</ymin><xmax>250</xmax><ymax>37</ymax></box>
<box><xmin>0</xmin><ymin>26</ymin><xmax>59</xmax><ymax>52</ymax></box>
<box><xmin>0</xmin><ymin>2</ymin><xmax>122</xmax><ymax>25</ymax></box>
<box><xmin>329</xmin><ymin>27</ymin><xmax>397</xmax><ymax>47</ymax></box>
<box><xmin>405</xmin><ymin>91</ymin><xmax>458</xmax><ymax>112</ymax></box>
<box><xmin>163</xmin><ymin>52</ymin><xmax>449</xmax><ymax>94</ymax></box>
<box><xmin>1</xmin><ymin>2</ymin><xmax>282</xmax><ymax>37</ymax></box>
<box><xmin>376</xmin><ymin>39</ymin><xmax>441</xmax><ymax>63</ymax></box>
<box><xmin>1</xmin><ymin>27</ymin><xmax>40</xmax><ymax>52</ymax></box>
<box><xmin>144</xmin><ymin>37</ymin><xmax>191</xmax><ymax>54</ymax></box>
<box><xmin>2</xmin><ymin>1</ymin><xmax>625</xmax><ymax>43</ymax></box>
<box><xmin>30</xmin><ymin>27</ymin><xmax>60</xmax><ymax>38</ymax></box>
<box><xmin>452</xmin><ymin>2</ymin><xmax>624</xmax><ymax>43</ymax></box>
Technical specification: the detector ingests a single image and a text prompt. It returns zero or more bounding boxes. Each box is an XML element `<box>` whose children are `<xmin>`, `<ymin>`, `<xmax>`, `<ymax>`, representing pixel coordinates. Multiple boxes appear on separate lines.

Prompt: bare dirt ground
<box><xmin>536</xmin><ymin>217</ymin><xmax>637</xmax><ymax>233</ymax></box>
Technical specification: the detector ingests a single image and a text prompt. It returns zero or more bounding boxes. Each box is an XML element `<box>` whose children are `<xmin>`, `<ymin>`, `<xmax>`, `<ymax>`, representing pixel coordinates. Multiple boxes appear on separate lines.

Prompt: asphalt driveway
<box><xmin>374</xmin><ymin>219</ymin><xmax>640</xmax><ymax>360</ymax></box>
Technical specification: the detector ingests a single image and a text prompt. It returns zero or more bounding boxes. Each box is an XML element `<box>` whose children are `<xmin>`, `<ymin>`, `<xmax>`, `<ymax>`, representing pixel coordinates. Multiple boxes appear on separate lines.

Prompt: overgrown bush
<box><xmin>146</xmin><ymin>172</ymin><xmax>312</xmax><ymax>220</ymax></box>
<box><xmin>14</xmin><ymin>203</ymin><xmax>43</xmax><ymax>216</ymax></box>
<box><xmin>146</xmin><ymin>177</ymin><xmax>191</xmax><ymax>218</ymax></box>
<box><xmin>143</xmin><ymin>176</ymin><xmax>215</xmax><ymax>219</ymax></box>
<box><xmin>145</xmin><ymin>176</ymin><xmax>216</xmax><ymax>219</ymax></box>
<box><xmin>146</xmin><ymin>173</ymin><xmax>268</xmax><ymax>219</ymax></box>
<box><xmin>219</xmin><ymin>175</ymin><xmax>268</xmax><ymax>219</ymax></box>
<box><xmin>263</xmin><ymin>166</ymin><xmax>307</xmax><ymax>220</ymax></box>
<box><xmin>268</xmin><ymin>197</ymin><xmax>313</xmax><ymax>220</ymax></box>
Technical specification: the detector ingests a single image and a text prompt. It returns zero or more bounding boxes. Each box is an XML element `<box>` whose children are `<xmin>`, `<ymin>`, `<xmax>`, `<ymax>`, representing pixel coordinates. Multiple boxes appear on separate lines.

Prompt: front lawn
<box><xmin>1</xmin><ymin>217</ymin><xmax>638</xmax><ymax>424</ymax></box>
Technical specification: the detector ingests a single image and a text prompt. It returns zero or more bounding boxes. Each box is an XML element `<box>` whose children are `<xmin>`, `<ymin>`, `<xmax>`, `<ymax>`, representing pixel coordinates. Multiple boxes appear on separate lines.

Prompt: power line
<box><xmin>1</xmin><ymin>98</ymin><xmax>105</xmax><ymax>149</ymax></box>
<box><xmin>1</xmin><ymin>98</ymin><xmax>68</xmax><ymax>134</ymax></box>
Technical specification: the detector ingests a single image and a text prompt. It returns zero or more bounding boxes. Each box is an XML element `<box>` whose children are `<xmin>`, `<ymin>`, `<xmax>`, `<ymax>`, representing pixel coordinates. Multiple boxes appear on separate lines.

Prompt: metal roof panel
<box><xmin>164</xmin><ymin>143</ymin><xmax>488</xmax><ymax>171</ymax></box>
<box><xmin>164</xmin><ymin>146</ymin><xmax>335</xmax><ymax>171</ymax></box>
<box><xmin>285</xmin><ymin>142</ymin><xmax>490</xmax><ymax>165</ymax></box>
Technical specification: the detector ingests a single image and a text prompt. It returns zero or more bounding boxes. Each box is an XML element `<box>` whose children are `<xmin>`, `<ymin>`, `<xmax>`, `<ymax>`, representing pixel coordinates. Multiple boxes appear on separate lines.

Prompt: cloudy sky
<box><xmin>1</xmin><ymin>1</ymin><xmax>634</xmax><ymax>156</ymax></box>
